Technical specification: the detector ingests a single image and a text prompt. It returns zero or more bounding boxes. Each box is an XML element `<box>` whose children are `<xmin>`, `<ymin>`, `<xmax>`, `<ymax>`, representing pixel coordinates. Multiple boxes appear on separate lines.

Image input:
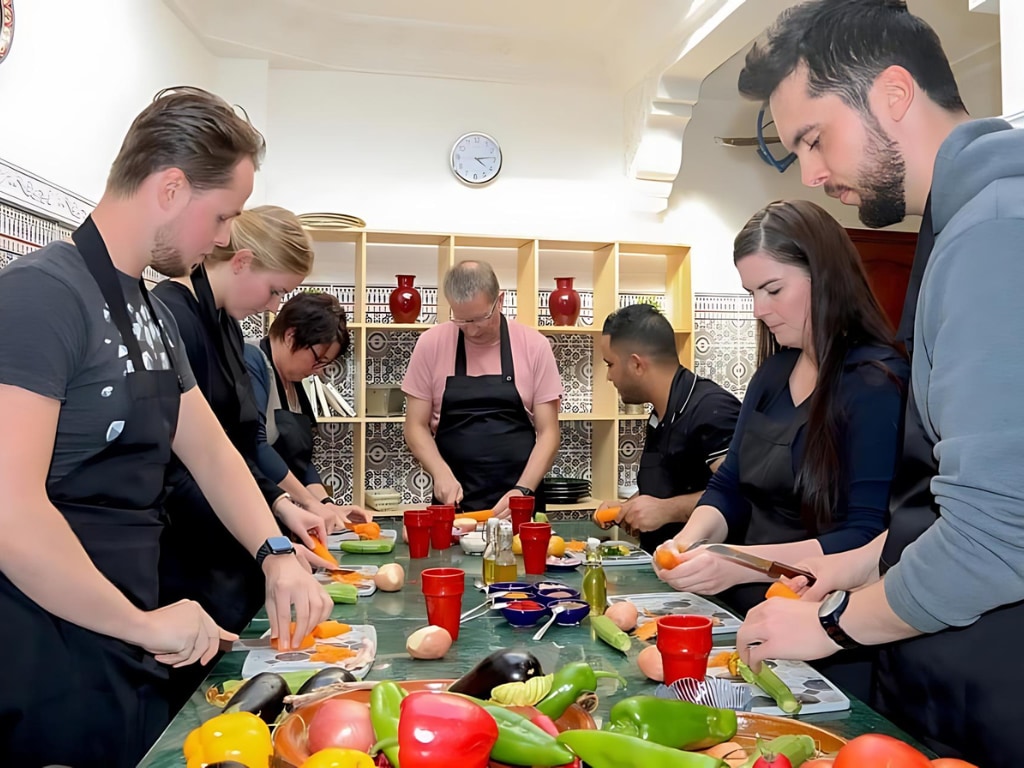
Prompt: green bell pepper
<box><xmin>482</xmin><ymin>705</ymin><xmax>575</xmax><ymax>767</ymax></box>
<box><xmin>369</xmin><ymin>681</ymin><xmax>407</xmax><ymax>768</ymax></box>
<box><xmin>535</xmin><ymin>662</ymin><xmax>626</xmax><ymax>719</ymax></box>
<box><xmin>605</xmin><ymin>695</ymin><xmax>737</xmax><ymax>751</ymax></box>
<box><xmin>556</xmin><ymin>730</ymin><xmax>726</xmax><ymax>768</ymax></box>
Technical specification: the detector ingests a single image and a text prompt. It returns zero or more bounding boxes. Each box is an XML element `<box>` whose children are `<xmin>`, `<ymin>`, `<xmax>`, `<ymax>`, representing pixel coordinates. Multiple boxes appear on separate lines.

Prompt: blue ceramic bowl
<box><xmin>535</xmin><ymin>587</ymin><xmax>582</xmax><ymax>606</ymax></box>
<box><xmin>501</xmin><ymin>599</ymin><xmax>550</xmax><ymax>627</ymax></box>
<box><xmin>550</xmin><ymin>599</ymin><xmax>591</xmax><ymax>626</ymax></box>
<box><xmin>488</xmin><ymin>581</ymin><xmax>535</xmax><ymax>596</ymax></box>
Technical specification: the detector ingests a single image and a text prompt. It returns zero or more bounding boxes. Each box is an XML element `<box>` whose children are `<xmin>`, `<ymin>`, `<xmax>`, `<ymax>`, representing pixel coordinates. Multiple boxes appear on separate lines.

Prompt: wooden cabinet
<box><xmin>303</xmin><ymin>228</ymin><xmax>692</xmax><ymax>512</ymax></box>
<box><xmin>846</xmin><ymin>228</ymin><xmax>918</xmax><ymax>332</ymax></box>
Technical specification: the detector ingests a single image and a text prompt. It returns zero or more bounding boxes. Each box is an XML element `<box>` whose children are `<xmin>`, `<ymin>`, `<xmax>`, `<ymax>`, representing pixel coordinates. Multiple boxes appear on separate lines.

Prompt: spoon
<box><xmin>532</xmin><ymin>605</ymin><xmax>569</xmax><ymax>641</ymax></box>
<box><xmin>460</xmin><ymin>603</ymin><xmax>513</xmax><ymax>624</ymax></box>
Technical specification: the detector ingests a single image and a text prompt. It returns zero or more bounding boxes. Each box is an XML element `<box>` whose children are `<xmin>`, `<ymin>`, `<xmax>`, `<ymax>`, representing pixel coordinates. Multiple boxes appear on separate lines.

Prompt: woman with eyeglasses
<box><xmin>244</xmin><ymin>292</ymin><xmax>370</xmax><ymax>532</ymax></box>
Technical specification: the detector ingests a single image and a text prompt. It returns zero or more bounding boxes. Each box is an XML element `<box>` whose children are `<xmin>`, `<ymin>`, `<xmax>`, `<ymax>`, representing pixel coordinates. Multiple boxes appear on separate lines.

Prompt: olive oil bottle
<box><xmin>581</xmin><ymin>537</ymin><xmax>607</xmax><ymax>616</ymax></box>
<box><xmin>481</xmin><ymin>518</ymin><xmax>501</xmax><ymax>585</ymax></box>
<box><xmin>494</xmin><ymin>521</ymin><xmax>518</xmax><ymax>582</ymax></box>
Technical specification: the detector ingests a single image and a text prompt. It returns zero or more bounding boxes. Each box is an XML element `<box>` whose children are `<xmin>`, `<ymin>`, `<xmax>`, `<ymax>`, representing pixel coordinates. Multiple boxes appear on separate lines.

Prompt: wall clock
<box><xmin>0</xmin><ymin>0</ymin><xmax>13</xmax><ymax>65</ymax></box>
<box><xmin>450</xmin><ymin>132</ymin><xmax>502</xmax><ymax>185</ymax></box>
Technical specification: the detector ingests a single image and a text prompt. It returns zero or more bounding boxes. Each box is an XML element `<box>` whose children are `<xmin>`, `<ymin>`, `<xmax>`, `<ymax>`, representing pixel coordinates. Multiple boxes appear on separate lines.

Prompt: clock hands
<box><xmin>475</xmin><ymin>156</ymin><xmax>496</xmax><ymax>167</ymax></box>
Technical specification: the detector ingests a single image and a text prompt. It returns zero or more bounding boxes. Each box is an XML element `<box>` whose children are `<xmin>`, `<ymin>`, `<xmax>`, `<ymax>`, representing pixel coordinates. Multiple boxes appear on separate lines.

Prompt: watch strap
<box><xmin>819</xmin><ymin>591</ymin><xmax>860</xmax><ymax>650</ymax></box>
<box><xmin>513</xmin><ymin>485</ymin><xmax>534</xmax><ymax>497</ymax></box>
<box><xmin>255</xmin><ymin>536</ymin><xmax>295</xmax><ymax>567</ymax></box>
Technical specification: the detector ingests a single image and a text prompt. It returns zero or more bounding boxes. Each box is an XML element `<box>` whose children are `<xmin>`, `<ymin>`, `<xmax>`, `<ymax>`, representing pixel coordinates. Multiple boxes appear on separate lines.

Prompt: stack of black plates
<box><xmin>542</xmin><ymin>477</ymin><xmax>591</xmax><ymax>504</ymax></box>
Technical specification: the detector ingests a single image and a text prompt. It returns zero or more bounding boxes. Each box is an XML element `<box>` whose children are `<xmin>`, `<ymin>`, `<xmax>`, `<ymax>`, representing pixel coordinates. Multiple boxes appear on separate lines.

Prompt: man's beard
<box><xmin>826</xmin><ymin>117</ymin><xmax>907</xmax><ymax>229</ymax></box>
<box><xmin>150</xmin><ymin>225</ymin><xmax>190</xmax><ymax>278</ymax></box>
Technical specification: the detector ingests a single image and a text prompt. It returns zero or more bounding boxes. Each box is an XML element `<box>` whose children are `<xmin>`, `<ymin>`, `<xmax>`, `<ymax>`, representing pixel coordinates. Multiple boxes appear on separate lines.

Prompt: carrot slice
<box><xmin>270</xmin><ymin>623</ymin><xmax>315</xmax><ymax>650</ymax></box>
<box><xmin>310</xmin><ymin>535</ymin><xmax>339</xmax><ymax>568</ymax></box>
<box><xmin>594</xmin><ymin>507</ymin><xmax>620</xmax><ymax>525</ymax></box>
<box><xmin>345</xmin><ymin>522</ymin><xmax>381</xmax><ymax>540</ymax></box>
<box><xmin>633</xmin><ymin>621</ymin><xmax>658</xmax><ymax>642</ymax></box>
<box><xmin>312</xmin><ymin>620</ymin><xmax>352</xmax><ymax>639</ymax></box>
<box><xmin>708</xmin><ymin>650</ymin><xmax>734</xmax><ymax>668</ymax></box>
<box><xmin>309</xmin><ymin>644</ymin><xmax>357</xmax><ymax>663</ymax></box>
<box><xmin>765</xmin><ymin>581</ymin><xmax>801</xmax><ymax>600</ymax></box>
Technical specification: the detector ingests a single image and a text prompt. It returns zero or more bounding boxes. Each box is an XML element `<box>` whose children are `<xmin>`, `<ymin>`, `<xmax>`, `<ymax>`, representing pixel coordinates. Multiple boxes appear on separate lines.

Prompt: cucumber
<box><xmin>324</xmin><ymin>582</ymin><xmax>359</xmax><ymax>604</ymax></box>
<box><xmin>737</xmin><ymin>659</ymin><xmax>801</xmax><ymax>714</ymax></box>
<box><xmin>738</xmin><ymin>734</ymin><xmax>816</xmax><ymax>768</ymax></box>
<box><xmin>590</xmin><ymin>614</ymin><xmax>632</xmax><ymax>653</ymax></box>
<box><xmin>340</xmin><ymin>539</ymin><xmax>394</xmax><ymax>554</ymax></box>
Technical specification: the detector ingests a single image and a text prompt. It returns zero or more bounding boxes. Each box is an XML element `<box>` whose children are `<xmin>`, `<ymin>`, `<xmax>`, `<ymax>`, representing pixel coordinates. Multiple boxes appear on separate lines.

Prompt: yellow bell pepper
<box><xmin>301</xmin><ymin>748</ymin><xmax>376</xmax><ymax>768</ymax></box>
<box><xmin>182</xmin><ymin>710</ymin><xmax>273</xmax><ymax>768</ymax></box>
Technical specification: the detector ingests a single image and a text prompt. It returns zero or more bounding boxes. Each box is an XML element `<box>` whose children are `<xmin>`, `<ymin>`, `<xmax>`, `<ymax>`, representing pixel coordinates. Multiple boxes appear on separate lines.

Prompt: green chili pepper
<box><xmin>605</xmin><ymin>695</ymin><xmax>737</xmax><ymax>751</ymax></box>
<box><xmin>369</xmin><ymin>680</ymin><xmax>407</xmax><ymax>768</ymax></box>
<box><xmin>482</xmin><ymin>705</ymin><xmax>576</xmax><ymax>767</ymax></box>
<box><xmin>556</xmin><ymin>730</ymin><xmax>726</xmax><ymax>768</ymax></box>
<box><xmin>535</xmin><ymin>661</ymin><xmax>626</xmax><ymax>720</ymax></box>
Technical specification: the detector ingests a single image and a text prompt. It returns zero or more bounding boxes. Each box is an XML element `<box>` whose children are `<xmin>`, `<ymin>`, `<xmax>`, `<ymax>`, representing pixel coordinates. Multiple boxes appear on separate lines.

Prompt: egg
<box><xmin>637</xmin><ymin>644</ymin><xmax>664</xmax><ymax>682</ymax></box>
<box><xmin>374</xmin><ymin>563</ymin><xmax>405</xmax><ymax>592</ymax></box>
<box><xmin>406</xmin><ymin>625</ymin><xmax>453</xmax><ymax>659</ymax></box>
<box><xmin>604</xmin><ymin>600</ymin><xmax>639</xmax><ymax>631</ymax></box>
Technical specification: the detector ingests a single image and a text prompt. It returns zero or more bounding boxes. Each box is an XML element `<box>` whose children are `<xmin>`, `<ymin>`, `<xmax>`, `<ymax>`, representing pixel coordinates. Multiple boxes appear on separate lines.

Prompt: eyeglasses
<box><xmin>450</xmin><ymin>295</ymin><xmax>500</xmax><ymax>326</ymax></box>
<box><xmin>756</xmin><ymin>106</ymin><xmax>797</xmax><ymax>174</ymax></box>
<box><xmin>309</xmin><ymin>346</ymin><xmax>334</xmax><ymax>370</ymax></box>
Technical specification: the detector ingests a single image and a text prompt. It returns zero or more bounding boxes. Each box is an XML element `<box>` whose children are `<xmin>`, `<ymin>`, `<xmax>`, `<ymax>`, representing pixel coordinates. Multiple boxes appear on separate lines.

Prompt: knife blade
<box><xmin>705</xmin><ymin>544</ymin><xmax>817</xmax><ymax>585</ymax></box>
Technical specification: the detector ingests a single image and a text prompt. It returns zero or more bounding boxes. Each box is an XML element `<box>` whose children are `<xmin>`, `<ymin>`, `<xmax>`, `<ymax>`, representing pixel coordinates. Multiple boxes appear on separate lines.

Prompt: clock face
<box><xmin>450</xmin><ymin>132</ymin><xmax>502</xmax><ymax>185</ymax></box>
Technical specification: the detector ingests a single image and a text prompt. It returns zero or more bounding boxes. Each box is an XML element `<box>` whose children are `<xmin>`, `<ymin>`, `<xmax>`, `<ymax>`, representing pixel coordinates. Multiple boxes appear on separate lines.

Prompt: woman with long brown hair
<box><xmin>655</xmin><ymin>200</ymin><xmax>908</xmax><ymax>617</ymax></box>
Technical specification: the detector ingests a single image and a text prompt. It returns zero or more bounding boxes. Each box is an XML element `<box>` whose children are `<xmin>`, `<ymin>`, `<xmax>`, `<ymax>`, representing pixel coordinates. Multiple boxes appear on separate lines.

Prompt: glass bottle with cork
<box><xmin>493</xmin><ymin>521</ymin><xmax>518</xmax><ymax>582</ymax></box>
<box><xmin>581</xmin><ymin>537</ymin><xmax>607</xmax><ymax>616</ymax></box>
<box><xmin>481</xmin><ymin>518</ymin><xmax>502</xmax><ymax>585</ymax></box>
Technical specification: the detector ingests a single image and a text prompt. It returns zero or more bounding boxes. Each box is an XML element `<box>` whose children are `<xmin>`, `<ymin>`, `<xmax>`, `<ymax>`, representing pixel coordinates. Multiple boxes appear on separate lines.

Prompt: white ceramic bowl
<box><xmin>460</xmin><ymin>532</ymin><xmax>486</xmax><ymax>555</ymax></box>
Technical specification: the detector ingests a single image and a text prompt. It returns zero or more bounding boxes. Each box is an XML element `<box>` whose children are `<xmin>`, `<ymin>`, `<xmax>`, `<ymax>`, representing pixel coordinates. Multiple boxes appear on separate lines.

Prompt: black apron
<box><xmin>260</xmin><ymin>336</ymin><xmax>317</xmax><ymax>480</ymax></box>
<box><xmin>161</xmin><ymin>266</ymin><xmax>265</xmax><ymax>636</ymax></box>
<box><xmin>0</xmin><ymin>216</ymin><xmax>183</xmax><ymax>768</ymax></box>
<box><xmin>434</xmin><ymin>315</ymin><xmax>542</xmax><ymax>512</ymax></box>
<box><xmin>636</xmin><ymin>367</ymin><xmax>703</xmax><ymax>553</ymax></box>
<box><xmin>874</xmin><ymin>199</ymin><xmax>1024</xmax><ymax>768</ymax></box>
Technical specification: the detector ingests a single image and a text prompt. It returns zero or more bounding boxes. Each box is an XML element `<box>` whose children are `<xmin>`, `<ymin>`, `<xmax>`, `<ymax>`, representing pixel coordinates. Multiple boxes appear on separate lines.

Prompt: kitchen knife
<box><xmin>705</xmin><ymin>544</ymin><xmax>817</xmax><ymax>585</ymax></box>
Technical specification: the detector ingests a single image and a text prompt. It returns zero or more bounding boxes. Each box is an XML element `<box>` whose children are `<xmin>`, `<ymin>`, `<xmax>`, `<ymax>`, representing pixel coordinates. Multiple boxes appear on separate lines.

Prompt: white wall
<box><xmin>0</xmin><ymin>0</ymin><xmax>217</xmax><ymax>201</ymax></box>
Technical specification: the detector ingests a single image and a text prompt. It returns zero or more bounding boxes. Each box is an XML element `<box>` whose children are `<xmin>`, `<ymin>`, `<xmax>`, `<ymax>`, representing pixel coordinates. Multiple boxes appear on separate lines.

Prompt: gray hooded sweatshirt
<box><xmin>885</xmin><ymin>118</ymin><xmax>1024</xmax><ymax>633</ymax></box>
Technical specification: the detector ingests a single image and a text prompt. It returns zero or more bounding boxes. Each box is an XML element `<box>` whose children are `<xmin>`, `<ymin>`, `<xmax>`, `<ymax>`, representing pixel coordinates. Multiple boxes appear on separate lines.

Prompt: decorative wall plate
<box><xmin>0</xmin><ymin>0</ymin><xmax>13</xmax><ymax>65</ymax></box>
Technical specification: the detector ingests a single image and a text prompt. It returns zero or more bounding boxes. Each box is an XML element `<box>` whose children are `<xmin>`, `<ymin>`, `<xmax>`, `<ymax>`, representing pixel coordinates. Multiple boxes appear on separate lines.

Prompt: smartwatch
<box><xmin>513</xmin><ymin>485</ymin><xmax>534</xmax><ymax>497</ymax></box>
<box><xmin>818</xmin><ymin>590</ymin><xmax>860</xmax><ymax>650</ymax></box>
<box><xmin>255</xmin><ymin>535</ymin><xmax>295</xmax><ymax>567</ymax></box>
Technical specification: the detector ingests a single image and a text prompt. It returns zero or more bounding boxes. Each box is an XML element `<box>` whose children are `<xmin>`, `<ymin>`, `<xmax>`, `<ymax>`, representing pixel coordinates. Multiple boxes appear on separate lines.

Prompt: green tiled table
<box><xmin>139</xmin><ymin>522</ymin><xmax>919</xmax><ymax>767</ymax></box>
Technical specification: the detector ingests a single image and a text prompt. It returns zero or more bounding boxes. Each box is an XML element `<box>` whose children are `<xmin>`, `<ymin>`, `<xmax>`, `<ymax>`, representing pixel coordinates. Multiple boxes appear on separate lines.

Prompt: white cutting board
<box><xmin>240</xmin><ymin>624</ymin><xmax>377</xmax><ymax>679</ymax></box>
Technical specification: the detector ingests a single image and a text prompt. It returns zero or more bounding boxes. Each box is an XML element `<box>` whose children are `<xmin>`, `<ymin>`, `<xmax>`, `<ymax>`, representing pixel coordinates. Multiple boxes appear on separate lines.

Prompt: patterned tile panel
<box><xmin>365</xmin><ymin>422</ymin><xmax>433</xmax><ymax>504</ymax></box>
<box><xmin>618</xmin><ymin>419</ymin><xmax>647</xmax><ymax>488</ymax></box>
<box><xmin>366</xmin><ymin>330</ymin><xmax>418</xmax><ymax>388</ymax></box>
<box><xmin>313</xmin><ymin>422</ymin><xmax>354</xmax><ymax>504</ymax></box>
<box><xmin>693</xmin><ymin>294</ymin><xmax>757</xmax><ymax>399</ymax></box>
<box><xmin>546</xmin><ymin>421</ymin><xmax>592</xmax><ymax>481</ymax></box>
<box><xmin>548</xmin><ymin>334</ymin><xmax>593</xmax><ymax>413</ymax></box>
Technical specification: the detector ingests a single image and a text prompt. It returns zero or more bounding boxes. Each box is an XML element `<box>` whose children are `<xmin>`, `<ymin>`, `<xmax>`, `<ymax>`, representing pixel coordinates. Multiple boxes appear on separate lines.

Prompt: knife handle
<box><xmin>774</xmin><ymin>563</ymin><xmax>817</xmax><ymax>586</ymax></box>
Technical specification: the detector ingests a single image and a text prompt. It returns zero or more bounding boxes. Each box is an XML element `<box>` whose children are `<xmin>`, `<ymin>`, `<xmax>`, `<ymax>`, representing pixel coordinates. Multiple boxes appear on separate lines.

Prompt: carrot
<box><xmin>654</xmin><ymin>548</ymin><xmax>682</xmax><ymax>570</ymax></box>
<box><xmin>765</xmin><ymin>581</ymin><xmax>801</xmax><ymax>600</ymax></box>
<box><xmin>459</xmin><ymin>509</ymin><xmax>494</xmax><ymax>522</ymax></box>
<box><xmin>594</xmin><ymin>507</ymin><xmax>620</xmax><ymax>525</ymax></box>
<box><xmin>345</xmin><ymin>522</ymin><xmax>381</xmax><ymax>540</ymax></box>
<box><xmin>312</xmin><ymin>620</ymin><xmax>352</xmax><ymax>639</ymax></box>
<box><xmin>310</xmin><ymin>535</ymin><xmax>339</xmax><ymax>568</ymax></box>
<box><xmin>270</xmin><ymin>623</ymin><xmax>315</xmax><ymax>650</ymax></box>
<box><xmin>708</xmin><ymin>650</ymin><xmax>734</xmax><ymax>668</ymax></box>
<box><xmin>309</xmin><ymin>644</ymin><xmax>357</xmax><ymax>663</ymax></box>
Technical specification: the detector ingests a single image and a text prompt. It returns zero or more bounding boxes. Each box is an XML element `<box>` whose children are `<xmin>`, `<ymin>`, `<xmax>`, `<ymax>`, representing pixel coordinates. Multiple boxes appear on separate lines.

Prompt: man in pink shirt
<box><xmin>403</xmin><ymin>260</ymin><xmax>563</xmax><ymax>517</ymax></box>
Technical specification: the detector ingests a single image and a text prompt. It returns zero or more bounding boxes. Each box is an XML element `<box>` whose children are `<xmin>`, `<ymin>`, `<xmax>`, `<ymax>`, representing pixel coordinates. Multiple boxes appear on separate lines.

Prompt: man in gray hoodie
<box><xmin>732</xmin><ymin>1</ymin><xmax>1024</xmax><ymax>765</ymax></box>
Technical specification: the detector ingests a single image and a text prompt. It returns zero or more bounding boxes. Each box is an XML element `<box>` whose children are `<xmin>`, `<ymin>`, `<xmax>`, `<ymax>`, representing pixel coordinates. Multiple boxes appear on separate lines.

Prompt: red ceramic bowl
<box><xmin>273</xmin><ymin>678</ymin><xmax>596</xmax><ymax>768</ymax></box>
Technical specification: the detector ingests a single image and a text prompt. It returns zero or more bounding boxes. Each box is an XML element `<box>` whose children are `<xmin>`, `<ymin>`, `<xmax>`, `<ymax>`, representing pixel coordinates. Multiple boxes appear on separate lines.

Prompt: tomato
<box><xmin>306</xmin><ymin>699</ymin><xmax>376</xmax><ymax>754</ymax></box>
<box><xmin>931</xmin><ymin>760</ymin><xmax>979</xmax><ymax>767</ymax></box>
<box><xmin>834</xmin><ymin>734</ymin><xmax>931</xmax><ymax>768</ymax></box>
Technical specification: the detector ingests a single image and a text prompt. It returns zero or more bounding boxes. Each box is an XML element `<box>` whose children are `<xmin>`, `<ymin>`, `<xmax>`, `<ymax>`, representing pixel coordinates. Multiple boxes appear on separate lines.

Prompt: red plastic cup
<box><xmin>656</xmin><ymin>614</ymin><xmax>713</xmax><ymax>684</ymax></box>
<box><xmin>404</xmin><ymin>509</ymin><xmax>433</xmax><ymax>559</ymax></box>
<box><xmin>428</xmin><ymin>504</ymin><xmax>456</xmax><ymax>550</ymax></box>
<box><xmin>519</xmin><ymin>521</ymin><xmax>552</xmax><ymax>575</ymax></box>
<box><xmin>421</xmin><ymin>567</ymin><xmax>465</xmax><ymax>641</ymax></box>
<box><xmin>508</xmin><ymin>495</ymin><xmax>535</xmax><ymax>535</ymax></box>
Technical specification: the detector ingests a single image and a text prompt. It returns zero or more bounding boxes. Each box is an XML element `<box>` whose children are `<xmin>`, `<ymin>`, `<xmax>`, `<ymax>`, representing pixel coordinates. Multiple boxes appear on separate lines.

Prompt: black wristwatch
<box><xmin>818</xmin><ymin>590</ymin><xmax>860</xmax><ymax>650</ymax></box>
<box><xmin>513</xmin><ymin>485</ymin><xmax>534</xmax><ymax>497</ymax></box>
<box><xmin>255</xmin><ymin>535</ymin><xmax>295</xmax><ymax>567</ymax></box>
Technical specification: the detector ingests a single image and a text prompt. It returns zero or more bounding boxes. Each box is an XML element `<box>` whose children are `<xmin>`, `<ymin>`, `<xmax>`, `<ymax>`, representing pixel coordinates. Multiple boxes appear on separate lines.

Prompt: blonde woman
<box><xmin>153</xmin><ymin>206</ymin><xmax>353</xmax><ymax>639</ymax></box>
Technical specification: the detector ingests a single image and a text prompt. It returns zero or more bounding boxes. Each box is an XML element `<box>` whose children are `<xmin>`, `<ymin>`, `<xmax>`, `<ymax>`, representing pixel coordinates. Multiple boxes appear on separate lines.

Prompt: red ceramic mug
<box><xmin>428</xmin><ymin>504</ymin><xmax>456</xmax><ymax>550</ymax></box>
<box><xmin>421</xmin><ymin>567</ymin><xmax>466</xmax><ymax>641</ymax></box>
<box><xmin>404</xmin><ymin>509</ymin><xmax>433</xmax><ymax>559</ymax></box>
<box><xmin>508</xmin><ymin>495</ymin><xmax>535</xmax><ymax>535</ymax></box>
<box><xmin>518</xmin><ymin>522</ymin><xmax>552</xmax><ymax>575</ymax></box>
<box><xmin>656</xmin><ymin>614</ymin><xmax>713</xmax><ymax>685</ymax></box>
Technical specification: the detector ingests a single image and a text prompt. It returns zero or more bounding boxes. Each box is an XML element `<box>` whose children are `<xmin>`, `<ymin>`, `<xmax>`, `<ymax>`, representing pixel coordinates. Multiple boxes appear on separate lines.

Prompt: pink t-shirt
<box><xmin>402</xmin><ymin>320</ymin><xmax>564</xmax><ymax>433</ymax></box>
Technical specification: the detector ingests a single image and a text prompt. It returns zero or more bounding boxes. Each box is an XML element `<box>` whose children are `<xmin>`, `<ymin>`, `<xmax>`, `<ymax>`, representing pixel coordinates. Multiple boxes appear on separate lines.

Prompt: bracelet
<box><xmin>271</xmin><ymin>492</ymin><xmax>292</xmax><ymax>515</ymax></box>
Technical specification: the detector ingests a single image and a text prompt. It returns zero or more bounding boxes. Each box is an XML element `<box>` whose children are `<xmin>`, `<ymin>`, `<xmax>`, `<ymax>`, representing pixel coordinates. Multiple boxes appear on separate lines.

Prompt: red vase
<box><xmin>388</xmin><ymin>274</ymin><xmax>421</xmax><ymax>323</ymax></box>
<box><xmin>548</xmin><ymin>277</ymin><xmax>581</xmax><ymax>326</ymax></box>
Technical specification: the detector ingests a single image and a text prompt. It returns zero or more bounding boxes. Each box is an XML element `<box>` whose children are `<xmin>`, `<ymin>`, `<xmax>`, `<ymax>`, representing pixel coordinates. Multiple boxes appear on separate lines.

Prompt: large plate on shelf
<box><xmin>608</xmin><ymin>591</ymin><xmax>742</xmax><ymax>635</ymax></box>
<box><xmin>240</xmin><ymin>624</ymin><xmax>376</xmax><ymax>679</ymax></box>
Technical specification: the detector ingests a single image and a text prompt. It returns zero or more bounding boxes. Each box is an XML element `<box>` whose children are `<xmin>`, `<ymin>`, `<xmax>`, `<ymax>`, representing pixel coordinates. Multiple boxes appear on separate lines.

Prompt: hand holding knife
<box><xmin>704</xmin><ymin>544</ymin><xmax>817</xmax><ymax>586</ymax></box>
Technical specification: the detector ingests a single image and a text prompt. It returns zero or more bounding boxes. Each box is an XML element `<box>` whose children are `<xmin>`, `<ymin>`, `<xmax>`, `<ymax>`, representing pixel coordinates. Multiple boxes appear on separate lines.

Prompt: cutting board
<box><xmin>608</xmin><ymin>591</ymin><xmax>742</xmax><ymax>635</ymax></box>
<box><xmin>240</xmin><ymin>624</ymin><xmax>376</xmax><ymax>679</ymax></box>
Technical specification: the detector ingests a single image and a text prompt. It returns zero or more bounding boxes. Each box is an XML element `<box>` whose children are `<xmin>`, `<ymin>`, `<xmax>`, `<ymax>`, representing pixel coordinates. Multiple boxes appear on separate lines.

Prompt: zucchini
<box><xmin>737</xmin><ymin>659</ymin><xmax>801</xmax><ymax>714</ymax></box>
<box><xmin>324</xmin><ymin>582</ymin><xmax>359</xmax><ymax>604</ymax></box>
<box><xmin>340</xmin><ymin>539</ymin><xmax>394</xmax><ymax>554</ymax></box>
<box><xmin>590</xmin><ymin>614</ymin><xmax>632</xmax><ymax>653</ymax></box>
<box><xmin>738</xmin><ymin>734</ymin><xmax>816</xmax><ymax>768</ymax></box>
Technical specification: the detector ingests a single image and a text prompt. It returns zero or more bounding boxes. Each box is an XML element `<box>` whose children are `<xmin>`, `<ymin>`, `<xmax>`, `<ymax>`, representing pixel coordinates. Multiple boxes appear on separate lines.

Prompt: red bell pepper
<box><xmin>397</xmin><ymin>691</ymin><xmax>498</xmax><ymax>768</ymax></box>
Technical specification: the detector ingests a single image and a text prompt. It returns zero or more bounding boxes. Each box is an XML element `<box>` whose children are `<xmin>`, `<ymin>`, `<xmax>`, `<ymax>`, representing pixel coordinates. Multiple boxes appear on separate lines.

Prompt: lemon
<box><xmin>512</xmin><ymin>534</ymin><xmax>522</xmax><ymax>555</ymax></box>
<box><xmin>547</xmin><ymin>535</ymin><xmax>566</xmax><ymax>557</ymax></box>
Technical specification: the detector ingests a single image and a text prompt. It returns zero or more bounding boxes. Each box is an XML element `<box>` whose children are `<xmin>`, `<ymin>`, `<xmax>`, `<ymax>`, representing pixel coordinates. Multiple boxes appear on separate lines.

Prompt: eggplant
<box><xmin>286</xmin><ymin>666</ymin><xmax>358</xmax><ymax>710</ymax></box>
<box><xmin>223</xmin><ymin>671</ymin><xmax>288</xmax><ymax>724</ymax></box>
<box><xmin>447</xmin><ymin>648</ymin><xmax>544</xmax><ymax>699</ymax></box>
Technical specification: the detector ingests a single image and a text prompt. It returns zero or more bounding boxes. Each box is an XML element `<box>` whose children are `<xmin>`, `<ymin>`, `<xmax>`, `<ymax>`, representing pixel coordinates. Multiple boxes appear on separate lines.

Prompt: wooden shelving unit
<box><xmin>304</xmin><ymin>228</ymin><xmax>692</xmax><ymax>508</ymax></box>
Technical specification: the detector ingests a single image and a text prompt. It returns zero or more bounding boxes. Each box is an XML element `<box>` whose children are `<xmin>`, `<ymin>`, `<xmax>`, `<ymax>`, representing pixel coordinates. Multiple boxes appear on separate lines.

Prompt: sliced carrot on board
<box><xmin>708</xmin><ymin>650</ymin><xmax>735</xmax><ymax>668</ymax></box>
<box><xmin>594</xmin><ymin>507</ymin><xmax>621</xmax><ymax>525</ymax></box>
<box><xmin>345</xmin><ymin>522</ymin><xmax>381</xmax><ymax>540</ymax></box>
<box><xmin>270</xmin><ymin>623</ymin><xmax>316</xmax><ymax>650</ymax></box>
<box><xmin>312</xmin><ymin>620</ymin><xmax>352</xmax><ymax>639</ymax></box>
<box><xmin>310</xmin><ymin>535</ymin><xmax>339</xmax><ymax>568</ymax></box>
<box><xmin>765</xmin><ymin>581</ymin><xmax>801</xmax><ymax>600</ymax></box>
<box><xmin>633</xmin><ymin>621</ymin><xmax>659</xmax><ymax>642</ymax></box>
<box><xmin>309</xmin><ymin>644</ymin><xmax>357</xmax><ymax>664</ymax></box>
<box><xmin>654</xmin><ymin>548</ymin><xmax>682</xmax><ymax>570</ymax></box>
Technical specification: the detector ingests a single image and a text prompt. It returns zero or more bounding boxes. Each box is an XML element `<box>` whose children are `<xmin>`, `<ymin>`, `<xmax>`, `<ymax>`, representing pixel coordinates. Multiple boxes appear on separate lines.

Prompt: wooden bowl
<box><xmin>272</xmin><ymin>679</ymin><xmax>596</xmax><ymax>768</ymax></box>
<box><xmin>735</xmin><ymin>712</ymin><xmax>847</xmax><ymax>754</ymax></box>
